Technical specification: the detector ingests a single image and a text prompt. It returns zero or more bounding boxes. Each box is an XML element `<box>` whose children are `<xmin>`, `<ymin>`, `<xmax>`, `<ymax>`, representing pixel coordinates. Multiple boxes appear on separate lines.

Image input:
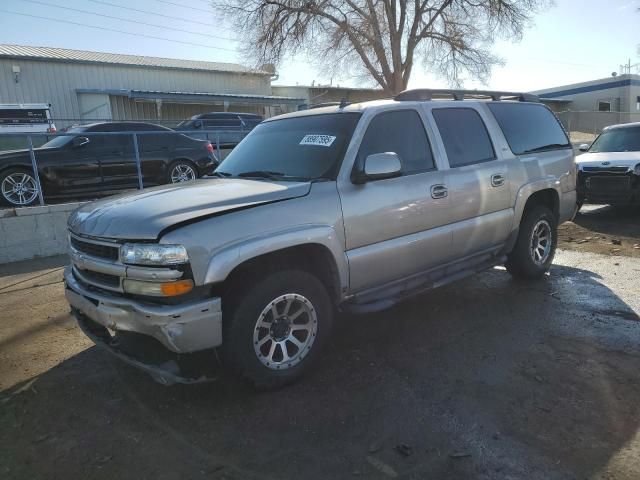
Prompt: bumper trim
<box><xmin>64</xmin><ymin>266</ymin><xmax>223</xmax><ymax>354</ymax></box>
<box><xmin>74</xmin><ymin>311</ymin><xmax>217</xmax><ymax>385</ymax></box>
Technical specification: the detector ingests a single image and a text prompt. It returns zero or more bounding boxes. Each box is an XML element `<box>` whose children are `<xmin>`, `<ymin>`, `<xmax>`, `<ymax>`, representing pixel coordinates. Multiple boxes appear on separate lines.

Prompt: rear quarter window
<box><xmin>487</xmin><ymin>103</ymin><xmax>570</xmax><ymax>155</ymax></box>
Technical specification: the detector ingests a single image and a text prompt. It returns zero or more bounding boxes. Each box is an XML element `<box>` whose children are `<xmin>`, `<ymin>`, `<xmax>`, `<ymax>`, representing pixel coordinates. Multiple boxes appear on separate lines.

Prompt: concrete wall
<box><xmin>0</xmin><ymin>202</ymin><xmax>83</xmax><ymax>264</ymax></box>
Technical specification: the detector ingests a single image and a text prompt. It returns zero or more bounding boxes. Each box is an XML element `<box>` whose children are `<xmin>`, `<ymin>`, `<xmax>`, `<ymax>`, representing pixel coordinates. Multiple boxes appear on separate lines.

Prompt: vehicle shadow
<box><xmin>575</xmin><ymin>204</ymin><xmax>640</xmax><ymax>239</ymax></box>
<box><xmin>1</xmin><ymin>263</ymin><xmax>639</xmax><ymax>480</ymax></box>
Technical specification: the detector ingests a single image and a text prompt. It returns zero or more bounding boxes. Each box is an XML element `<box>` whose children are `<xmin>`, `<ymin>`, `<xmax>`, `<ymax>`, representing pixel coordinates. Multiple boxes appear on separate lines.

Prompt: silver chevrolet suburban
<box><xmin>64</xmin><ymin>89</ymin><xmax>578</xmax><ymax>388</ymax></box>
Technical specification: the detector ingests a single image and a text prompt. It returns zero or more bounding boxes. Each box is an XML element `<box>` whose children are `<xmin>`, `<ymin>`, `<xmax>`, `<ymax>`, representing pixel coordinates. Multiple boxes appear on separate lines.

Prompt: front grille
<box><xmin>75</xmin><ymin>268</ymin><xmax>120</xmax><ymax>288</ymax></box>
<box><xmin>82</xmin><ymin>270</ymin><xmax>120</xmax><ymax>287</ymax></box>
<box><xmin>70</xmin><ymin>236</ymin><xmax>119</xmax><ymax>261</ymax></box>
<box><xmin>583</xmin><ymin>166</ymin><xmax>630</xmax><ymax>173</ymax></box>
<box><xmin>587</xmin><ymin>176</ymin><xmax>631</xmax><ymax>192</ymax></box>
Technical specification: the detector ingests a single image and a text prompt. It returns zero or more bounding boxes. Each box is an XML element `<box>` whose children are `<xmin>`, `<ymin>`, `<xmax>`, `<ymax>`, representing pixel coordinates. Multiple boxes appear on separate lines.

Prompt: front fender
<box><xmin>203</xmin><ymin>224</ymin><xmax>349</xmax><ymax>292</ymax></box>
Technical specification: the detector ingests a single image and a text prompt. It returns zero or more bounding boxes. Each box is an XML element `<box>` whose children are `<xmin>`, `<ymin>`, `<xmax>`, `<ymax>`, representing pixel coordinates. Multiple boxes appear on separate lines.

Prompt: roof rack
<box><xmin>395</xmin><ymin>89</ymin><xmax>539</xmax><ymax>103</ymax></box>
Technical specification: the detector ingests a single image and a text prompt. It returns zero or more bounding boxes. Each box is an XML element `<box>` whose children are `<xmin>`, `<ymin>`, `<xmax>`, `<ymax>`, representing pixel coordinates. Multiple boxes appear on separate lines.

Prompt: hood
<box><xmin>576</xmin><ymin>151</ymin><xmax>640</xmax><ymax>169</ymax></box>
<box><xmin>68</xmin><ymin>178</ymin><xmax>311</xmax><ymax>240</ymax></box>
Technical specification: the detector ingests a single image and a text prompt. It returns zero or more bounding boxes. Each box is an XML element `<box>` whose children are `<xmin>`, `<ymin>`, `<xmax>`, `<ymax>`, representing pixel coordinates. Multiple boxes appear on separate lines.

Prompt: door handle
<box><xmin>491</xmin><ymin>173</ymin><xmax>505</xmax><ymax>187</ymax></box>
<box><xmin>430</xmin><ymin>184</ymin><xmax>448</xmax><ymax>199</ymax></box>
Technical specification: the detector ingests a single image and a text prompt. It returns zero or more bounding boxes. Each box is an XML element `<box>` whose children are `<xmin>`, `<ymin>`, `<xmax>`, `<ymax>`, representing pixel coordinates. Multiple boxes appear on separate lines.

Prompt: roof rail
<box><xmin>395</xmin><ymin>89</ymin><xmax>540</xmax><ymax>103</ymax></box>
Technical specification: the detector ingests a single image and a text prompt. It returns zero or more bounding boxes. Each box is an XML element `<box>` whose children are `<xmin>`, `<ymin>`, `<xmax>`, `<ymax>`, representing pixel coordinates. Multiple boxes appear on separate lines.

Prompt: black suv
<box><xmin>0</xmin><ymin>122</ymin><xmax>216</xmax><ymax>206</ymax></box>
<box><xmin>175</xmin><ymin>112</ymin><xmax>262</xmax><ymax>144</ymax></box>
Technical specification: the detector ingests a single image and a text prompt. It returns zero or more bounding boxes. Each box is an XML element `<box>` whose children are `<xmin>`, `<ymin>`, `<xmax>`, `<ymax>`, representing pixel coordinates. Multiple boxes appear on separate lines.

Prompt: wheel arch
<box><xmin>513</xmin><ymin>179</ymin><xmax>561</xmax><ymax>227</ymax></box>
<box><xmin>203</xmin><ymin>226</ymin><xmax>348</xmax><ymax>305</ymax></box>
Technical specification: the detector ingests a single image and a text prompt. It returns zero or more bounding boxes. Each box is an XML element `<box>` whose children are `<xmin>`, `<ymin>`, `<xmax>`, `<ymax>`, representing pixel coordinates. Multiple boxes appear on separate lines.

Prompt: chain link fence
<box><xmin>0</xmin><ymin>120</ymin><xmax>249</xmax><ymax>208</ymax></box>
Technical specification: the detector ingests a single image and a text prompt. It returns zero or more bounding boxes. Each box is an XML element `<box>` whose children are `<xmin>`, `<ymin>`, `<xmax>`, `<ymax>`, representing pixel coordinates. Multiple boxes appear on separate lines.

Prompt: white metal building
<box><xmin>0</xmin><ymin>44</ymin><xmax>303</xmax><ymax>127</ymax></box>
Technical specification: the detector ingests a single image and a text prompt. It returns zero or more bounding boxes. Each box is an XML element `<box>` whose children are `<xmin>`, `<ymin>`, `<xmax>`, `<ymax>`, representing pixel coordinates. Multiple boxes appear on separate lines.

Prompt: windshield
<box><xmin>589</xmin><ymin>127</ymin><xmax>640</xmax><ymax>153</ymax></box>
<box><xmin>41</xmin><ymin>127</ymin><xmax>86</xmax><ymax>148</ymax></box>
<box><xmin>216</xmin><ymin>113</ymin><xmax>361</xmax><ymax>180</ymax></box>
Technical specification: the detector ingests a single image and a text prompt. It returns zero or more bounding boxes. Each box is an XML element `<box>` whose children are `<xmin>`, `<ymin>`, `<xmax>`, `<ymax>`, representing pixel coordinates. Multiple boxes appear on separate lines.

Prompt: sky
<box><xmin>0</xmin><ymin>0</ymin><xmax>638</xmax><ymax>92</ymax></box>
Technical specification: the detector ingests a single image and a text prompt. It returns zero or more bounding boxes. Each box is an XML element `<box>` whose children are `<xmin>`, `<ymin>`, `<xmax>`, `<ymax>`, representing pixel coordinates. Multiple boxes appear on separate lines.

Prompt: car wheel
<box><xmin>506</xmin><ymin>205</ymin><xmax>558</xmax><ymax>279</ymax></box>
<box><xmin>0</xmin><ymin>168</ymin><xmax>40</xmax><ymax>207</ymax></box>
<box><xmin>223</xmin><ymin>270</ymin><xmax>333</xmax><ymax>390</ymax></box>
<box><xmin>167</xmin><ymin>161</ymin><xmax>198</xmax><ymax>184</ymax></box>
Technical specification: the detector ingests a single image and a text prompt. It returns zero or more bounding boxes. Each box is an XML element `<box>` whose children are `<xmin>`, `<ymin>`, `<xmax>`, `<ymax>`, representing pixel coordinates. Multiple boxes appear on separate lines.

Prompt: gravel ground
<box><xmin>1</xmin><ymin>209</ymin><xmax>639</xmax><ymax>480</ymax></box>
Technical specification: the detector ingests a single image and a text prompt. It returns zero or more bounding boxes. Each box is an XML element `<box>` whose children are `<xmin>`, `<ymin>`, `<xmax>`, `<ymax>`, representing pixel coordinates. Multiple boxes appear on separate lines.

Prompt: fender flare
<box><xmin>203</xmin><ymin>224</ymin><xmax>349</xmax><ymax>293</ymax></box>
<box><xmin>511</xmin><ymin>177</ymin><xmax>561</xmax><ymax>230</ymax></box>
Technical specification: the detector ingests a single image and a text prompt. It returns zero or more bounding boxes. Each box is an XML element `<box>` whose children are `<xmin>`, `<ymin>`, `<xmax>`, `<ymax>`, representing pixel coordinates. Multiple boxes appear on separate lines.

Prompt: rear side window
<box><xmin>487</xmin><ymin>103</ymin><xmax>570</xmax><ymax>155</ymax></box>
<box><xmin>432</xmin><ymin>108</ymin><xmax>495</xmax><ymax>167</ymax></box>
<box><xmin>358</xmin><ymin>110</ymin><xmax>435</xmax><ymax>174</ymax></box>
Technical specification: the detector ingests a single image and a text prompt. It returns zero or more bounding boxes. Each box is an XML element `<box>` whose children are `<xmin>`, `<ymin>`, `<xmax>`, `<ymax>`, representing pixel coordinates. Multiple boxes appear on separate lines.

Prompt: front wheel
<box><xmin>506</xmin><ymin>205</ymin><xmax>558</xmax><ymax>279</ymax></box>
<box><xmin>223</xmin><ymin>270</ymin><xmax>333</xmax><ymax>389</ymax></box>
<box><xmin>167</xmin><ymin>160</ymin><xmax>198</xmax><ymax>184</ymax></box>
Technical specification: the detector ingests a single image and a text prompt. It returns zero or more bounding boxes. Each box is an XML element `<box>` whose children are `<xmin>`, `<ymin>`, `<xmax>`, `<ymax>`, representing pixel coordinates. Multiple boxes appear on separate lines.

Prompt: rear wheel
<box><xmin>167</xmin><ymin>160</ymin><xmax>198</xmax><ymax>184</ymax></box>
<box><xmin>223</xmin><ymin>269</ymin><xmax>333</xmax><ymax>390</ymax></box>
<box><xmin>506</xmin><ymin>205</ymin><xmax>557</xmax><ymax>279</ymax></box>
<box><xmin>0</xmin><ymin>168</ymin><xmax>40</xmax><ymax>207</ymax></box>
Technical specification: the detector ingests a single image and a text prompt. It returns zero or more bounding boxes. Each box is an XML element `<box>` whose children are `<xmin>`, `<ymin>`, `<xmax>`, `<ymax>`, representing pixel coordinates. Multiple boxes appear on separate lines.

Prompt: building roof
<box><xmin>76</xmin><ymin>89</ymin><xmax>305</xmax><ymax>105</ymax></box>
<box><xmin>532</xmin><ymin>74</ymin><xmax>640</xmax><ymax>99</ymax></box>
<box><xmin>0</xmin><ymin>44</ymin><xmax>268</xmax><ymax>75</ymax></box>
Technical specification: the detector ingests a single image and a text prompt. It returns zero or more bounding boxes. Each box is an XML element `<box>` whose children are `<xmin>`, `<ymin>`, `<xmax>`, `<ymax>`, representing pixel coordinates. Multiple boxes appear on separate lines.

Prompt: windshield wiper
<box><xmin>237</xmin><ymin>170</ymin><xmax>288</xmax><ymax>179</ymax></box>
<box><xmin>521</xmin><ymin>143</ymin><xmax>571</xmax><ymax>154</ymax></box>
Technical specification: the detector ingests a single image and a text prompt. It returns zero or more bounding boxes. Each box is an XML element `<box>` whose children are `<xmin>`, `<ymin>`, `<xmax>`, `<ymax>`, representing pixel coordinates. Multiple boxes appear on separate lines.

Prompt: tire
<box><xmin>0</xmin><ymin>167</ymin><xmax>40</xmax><ymax>207</ymax></box>
<box><xmin>506</xmin><ymin>205</ymin><xmax>558</xmax><ymax>280</ymax></box>
<box><xmin>167</xmin><ymin>160</ymin><xmax>198</xmax><ymax>184</ymax></box>
<box><xmin>222</xmin><ymin>269</ymin><xmax>333</xmax><ymax>390</ymax></box>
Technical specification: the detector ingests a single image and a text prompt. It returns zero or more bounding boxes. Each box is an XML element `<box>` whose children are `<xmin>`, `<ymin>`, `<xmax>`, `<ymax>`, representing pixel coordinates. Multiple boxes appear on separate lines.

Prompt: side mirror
<box><xmin>578</xmin><ymin>143</ymin><xmax>590</xmax><ymax>152</ymax></box>
<box><xmin>353</xmin><ymin>152</ymin><xmax>402</xmax><ymax>184</ymax></box>
<box><xmin>72</xmin><ymin>136</ymin><xmax>90</xmax><ymax>148</ymax></box>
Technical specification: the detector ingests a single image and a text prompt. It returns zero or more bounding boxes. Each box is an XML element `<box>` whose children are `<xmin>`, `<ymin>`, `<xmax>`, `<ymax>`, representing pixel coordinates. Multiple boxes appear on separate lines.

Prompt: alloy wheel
<box><xmin>252</xmin><ymin>294</ymin><xmax>318</xmax><ymax>370</ymax></box>
<box><xmin>530</xmin><ymin>219</ymin><xmax>552</xmax><ymax>265</ymax></box>
<box><xmin>1</xmin><ymin>172</ymin><xmax>39</xmax><ymax>206</ymax></box>
<box><xmin>170</xmin><ymin>164</ymin><xmax>196</xmax><ymax>183</ymax></box>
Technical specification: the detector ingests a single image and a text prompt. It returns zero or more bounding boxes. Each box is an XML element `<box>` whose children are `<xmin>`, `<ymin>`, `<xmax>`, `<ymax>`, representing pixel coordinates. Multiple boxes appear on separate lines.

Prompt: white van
<box><xmin>0</xmin><ymin>104</ymin><xmax>56</xmax><ymax>134</ymax></box>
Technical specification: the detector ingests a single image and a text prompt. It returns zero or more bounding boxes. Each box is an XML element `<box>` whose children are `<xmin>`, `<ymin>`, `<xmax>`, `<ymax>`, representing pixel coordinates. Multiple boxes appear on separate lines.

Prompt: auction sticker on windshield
<box><xmin>299</xmin><ymin>134</ymin><xmax>336</xmax><ymax>147</ymax></box>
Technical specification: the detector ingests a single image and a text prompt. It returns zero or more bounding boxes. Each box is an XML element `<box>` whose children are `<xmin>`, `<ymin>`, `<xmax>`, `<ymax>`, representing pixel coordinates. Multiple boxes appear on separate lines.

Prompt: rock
<box><xmin>368</xmin><ymin>442</ymin><xmax>383</xmax><ymax>454</ymax></box>
<box><xmin>394</xmin><ymin>444</ymin><xmax>413</xmax><ymax>457</ymax></box>
<box><xmin>449</xmin><ymin>452</ymin><xmax>472</xmax><ymax>459</ymax></box>
<box><xmin>612</xmin><ymin>239</ymin><xmax>622</xmax><ymax>245</ymax></box>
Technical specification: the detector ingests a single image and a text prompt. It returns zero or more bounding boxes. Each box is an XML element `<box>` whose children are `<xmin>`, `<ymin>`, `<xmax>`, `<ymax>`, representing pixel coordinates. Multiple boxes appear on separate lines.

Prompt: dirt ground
<box><xmin>558</xmin><ymin>205</ymin><xmax>640</xmax><ymax>258</ymax></box>
<box><xmin>1</xmin><ymin>206</ymin><xmax>640</xmax><ymax>480</ymax></box>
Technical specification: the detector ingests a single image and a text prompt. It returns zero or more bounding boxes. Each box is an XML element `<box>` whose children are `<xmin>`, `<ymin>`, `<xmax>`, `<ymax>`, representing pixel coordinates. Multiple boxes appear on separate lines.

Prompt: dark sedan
<box><xmin>0</xmin><ymin>122</ymin><xmax>217</xmax><ymax>206</ymax></box>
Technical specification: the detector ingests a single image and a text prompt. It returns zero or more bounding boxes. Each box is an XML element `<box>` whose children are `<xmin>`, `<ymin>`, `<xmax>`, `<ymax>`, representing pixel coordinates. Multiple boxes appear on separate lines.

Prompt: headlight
<box><xmin>121</xmin><ymin>243</ymin><xmax>188</xmax><ymax>266</ymax></box>
<box><xmin>634</xmin><ymin>163</ymin><xmax>640</xmax><ymax>175</ymax></box>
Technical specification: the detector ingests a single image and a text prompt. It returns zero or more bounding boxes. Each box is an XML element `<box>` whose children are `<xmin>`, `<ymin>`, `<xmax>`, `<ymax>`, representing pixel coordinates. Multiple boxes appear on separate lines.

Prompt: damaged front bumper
<box><xmin>64</xmin><ymin>266</ymin><xmax>222</xmax><ymax>384</ymax></box>
<box><xmin>577</xmin><ymin>169</ymin><xmax>640</xmax><ymax>205</ymax></box>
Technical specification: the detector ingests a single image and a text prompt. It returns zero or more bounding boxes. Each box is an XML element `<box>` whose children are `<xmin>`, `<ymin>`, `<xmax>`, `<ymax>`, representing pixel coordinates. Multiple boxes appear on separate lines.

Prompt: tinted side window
<box><xmin>432</xmin><ymin>108</ymin><xmax>495</xmax><ymax>167</ymax></box>
<box><xmin>358</xmin><ymin>110</ymin><xmax>435</xmax><ymax>174</ymax></box>
<box><xmin>487</xmin><ymin>103</ymin><xmax>570</xmax><ymax>155</ymax></box>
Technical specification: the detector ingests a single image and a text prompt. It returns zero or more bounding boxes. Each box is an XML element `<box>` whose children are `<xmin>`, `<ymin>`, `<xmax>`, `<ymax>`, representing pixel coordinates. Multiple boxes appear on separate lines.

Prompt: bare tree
<box><xmin>215</xmin><ymin>0</ymin><xmax>548</xmax><ymax>95</ymax></box>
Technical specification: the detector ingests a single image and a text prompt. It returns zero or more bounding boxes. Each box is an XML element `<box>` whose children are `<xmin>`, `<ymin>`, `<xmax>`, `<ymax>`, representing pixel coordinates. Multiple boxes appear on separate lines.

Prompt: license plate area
<box><xmin>586</xmin><ymin>175</ymin><xmax>631</xmax><ymax>192</ymax></box>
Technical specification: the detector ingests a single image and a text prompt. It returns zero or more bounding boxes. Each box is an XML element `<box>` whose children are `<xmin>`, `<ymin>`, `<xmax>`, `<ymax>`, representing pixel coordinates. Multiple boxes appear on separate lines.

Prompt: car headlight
<box><xmin>634</xmin><ymin>163</ymin><xmax>640</xmax><ymax>175</ymax></box>
<box><xmin>121</xmin><ymin>243</ymin><xmax>188</xmax><ymax>266</ymax></box>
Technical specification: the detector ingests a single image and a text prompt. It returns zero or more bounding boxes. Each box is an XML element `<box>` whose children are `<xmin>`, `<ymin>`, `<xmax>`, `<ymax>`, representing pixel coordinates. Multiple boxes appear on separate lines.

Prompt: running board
<box><xmin>343</xmin><ymin>255</ymin><xmax>507</xmax><ymax>315</ymax></box>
